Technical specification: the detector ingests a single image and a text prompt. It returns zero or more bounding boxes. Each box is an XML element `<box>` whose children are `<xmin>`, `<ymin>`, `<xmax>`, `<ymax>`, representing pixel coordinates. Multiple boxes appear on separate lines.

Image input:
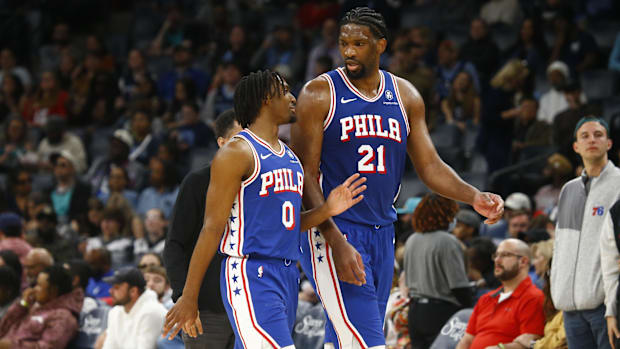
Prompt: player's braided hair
<box><xmin>411</xmin><ymin>193</ymin><xmax>459</xmax><ymax>233</ymax></box>
<box><xmin>233</xmin><ymin>70</ymin><xmax>286</xmax><ymax>128</ymax></box>
<box><xmin>340</xmin><ymin>7</ymin><xmax>388</xmax><ymax>41</ymax></box>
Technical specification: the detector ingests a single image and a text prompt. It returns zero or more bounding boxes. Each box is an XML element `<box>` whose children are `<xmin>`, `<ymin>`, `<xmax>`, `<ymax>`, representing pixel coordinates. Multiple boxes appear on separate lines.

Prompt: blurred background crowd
<box><xmin>0</xmin><ymin>0</ymin><xmax>619</xmax><ymax>348</ymax></box>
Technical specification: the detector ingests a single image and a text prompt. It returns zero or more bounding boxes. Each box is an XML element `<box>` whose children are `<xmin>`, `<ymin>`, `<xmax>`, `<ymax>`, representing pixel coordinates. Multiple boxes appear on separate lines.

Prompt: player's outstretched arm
<box><xmin>291</xmin><ymin>78</ymin><xmax>367</xmax><ymax>285</ymax></box>
<box><xmin>300</xmin><ymin>173</ymin><xmax>367</xmax><ymax>232</ymax></box>
<box><xmin>162</xmin><ymin>139</ymin><xmax>253</xmax><ymax>340</ymax></box>
<box><xmin>397</xmin><ymin>77</ymin><xmax>504</xmax><ymax>224</ymax></box>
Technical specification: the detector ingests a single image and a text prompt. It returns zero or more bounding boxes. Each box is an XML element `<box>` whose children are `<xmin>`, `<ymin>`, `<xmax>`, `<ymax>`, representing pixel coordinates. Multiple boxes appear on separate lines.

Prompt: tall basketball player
<box><xmin>290</xmin><ymin>7</ymin><xmax>504</xmax><ymax>349</ymax></box>
<box><xmin>162</xmin><ymin>70</ymin><xmax>367</xmax><ymax>349</ymax></box>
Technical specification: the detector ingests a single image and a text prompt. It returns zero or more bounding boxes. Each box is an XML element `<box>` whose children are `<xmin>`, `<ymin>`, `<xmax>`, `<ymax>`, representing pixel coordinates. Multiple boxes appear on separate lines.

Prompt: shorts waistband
<box><xmin>333</xmin><ymin>218</ymin><xmax>393</xmax><ymax>231</ymax></box>
<box><xmin>231</xmin><ymin>254</ymin><xmax>296</xmax><ymax>266</ymax></box>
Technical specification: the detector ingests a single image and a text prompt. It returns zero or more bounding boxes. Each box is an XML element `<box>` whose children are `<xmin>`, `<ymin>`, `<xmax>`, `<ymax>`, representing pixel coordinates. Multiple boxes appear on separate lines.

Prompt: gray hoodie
<box><xmin>551</xmin><ymin>161</ymin><xmax>620</xmax><ymax>311</ymax></box>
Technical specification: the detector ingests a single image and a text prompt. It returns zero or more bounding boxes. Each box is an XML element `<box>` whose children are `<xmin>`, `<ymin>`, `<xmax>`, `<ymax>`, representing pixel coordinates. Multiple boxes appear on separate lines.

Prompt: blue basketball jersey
<box><xmin>320</xmin><ymin>68</ymin><xmax>409</xmax><ymax>226</ymax></box>
<box><xmin>219</xmin><ymin>129</ymin><xmax>304</xmax><ymax>260</ymax></box>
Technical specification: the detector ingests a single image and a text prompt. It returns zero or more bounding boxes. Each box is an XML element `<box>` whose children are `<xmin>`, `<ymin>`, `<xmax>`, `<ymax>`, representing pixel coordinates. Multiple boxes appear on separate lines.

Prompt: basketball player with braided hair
<box><xmin>291</xmin><ymin>7</ymin><xmax>504</xmax><ymax>349</ymax></box>
<box><xmin>404</xmin><ymin>194</ymin><xmax>473</xmax><ymax>348</ymax></box>
<box><xmin>162</xmin><ymin>70</ymin><xmax>368</xmax><ymax>348</ymax></box>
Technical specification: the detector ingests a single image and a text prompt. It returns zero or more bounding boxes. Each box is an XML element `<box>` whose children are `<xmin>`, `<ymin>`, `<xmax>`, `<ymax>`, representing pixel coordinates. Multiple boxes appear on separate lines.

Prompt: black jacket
<box><xmin>163</xmin><ymin>165</ymin><xmax>225</xmax><ymax>313</ymax></box>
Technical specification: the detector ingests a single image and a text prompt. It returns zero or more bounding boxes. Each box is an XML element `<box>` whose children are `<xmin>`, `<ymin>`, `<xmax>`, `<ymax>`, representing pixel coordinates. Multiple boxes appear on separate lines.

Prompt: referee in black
<box><xmin>164</xmin><ymin>109</ymin><xmax>241</xmax><ymax>348</ymax></box>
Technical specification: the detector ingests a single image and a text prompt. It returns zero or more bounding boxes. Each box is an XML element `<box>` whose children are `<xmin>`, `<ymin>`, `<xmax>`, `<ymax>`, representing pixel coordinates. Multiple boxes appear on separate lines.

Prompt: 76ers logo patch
<box><xmin>592</xmin><ymin>206</ymin><xmax>605</xmax><ymax>216</ymax></box>
<box><xmin>385</xmin><ymin>90</ymin><xmax>393</xmax><ymax>101</ymax></box>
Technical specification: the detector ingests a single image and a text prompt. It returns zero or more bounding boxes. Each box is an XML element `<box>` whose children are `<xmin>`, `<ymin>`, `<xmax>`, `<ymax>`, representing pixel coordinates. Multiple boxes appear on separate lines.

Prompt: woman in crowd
<box><xmin>0</xmin><ymin>73</ymin><xmax>24</xmax><ymax>122</ymax></box>
<box><xmin>20</xmin><ymin>71</ymin><xmax>69</xmax><ymax>126</ymax></box>
<box><xmin>531</xmin><ymin>239</ymin><xmax>554</xmax><ymax>289</ymax></box>
<box><xmin>403</xmin><ymin>194</ymin><xmax>472</xmax><ymax>349</ymax></box>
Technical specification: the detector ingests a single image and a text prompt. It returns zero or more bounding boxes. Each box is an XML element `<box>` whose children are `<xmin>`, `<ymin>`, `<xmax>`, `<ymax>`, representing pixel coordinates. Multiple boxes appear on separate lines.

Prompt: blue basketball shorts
<box><xmin>299</xmin><ymin>220</ymin><xmax>395</xmax><ymax>349</ymax></box>
<box><xmin>221</xmin><ymin>255</ymin><xmax>299</xmax><ymax>349</ymax></box>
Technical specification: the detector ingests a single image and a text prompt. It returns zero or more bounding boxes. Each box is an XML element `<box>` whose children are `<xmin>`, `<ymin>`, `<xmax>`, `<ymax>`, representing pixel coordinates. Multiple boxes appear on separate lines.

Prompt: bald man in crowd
<box><xmin>457</xmin><ymin>239</ymin><xmax>545</xmax><ymax>349</ymax></box>
<box><xmin>22</xmin><ymin>248</ymin><xmax>54</xmax><ymax>287</ymax></box>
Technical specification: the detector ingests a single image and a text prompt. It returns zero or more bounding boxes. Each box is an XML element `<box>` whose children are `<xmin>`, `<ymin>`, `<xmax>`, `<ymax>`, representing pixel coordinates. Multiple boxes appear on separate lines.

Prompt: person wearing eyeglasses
<box><xmin>457</xmin><ymin>238</ymin><xmax>545</xmax><ymax>349</ymax></box>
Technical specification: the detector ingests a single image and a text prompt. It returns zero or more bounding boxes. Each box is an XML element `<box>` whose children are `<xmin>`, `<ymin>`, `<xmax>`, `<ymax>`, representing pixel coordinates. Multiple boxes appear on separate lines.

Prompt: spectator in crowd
<box><xmin>23</xmin><ymin>191</ymin><xmax>50</xmax><ymax>237</ymax></box>
<box><xmin>157</xmin><ymin>41</ymin><xmax>208</xmax><ymax>103</ymax></box>
<box><xmin>305</xmin><ymin>18</ymin><xmax>343</xmax><ymax>82</ymax></box>
<box><xmin>537</xmin><ymin>61</ymin><xmax>584</xmax><ymax>125</ymax></box>
<box><xmin>609</xmin><ymin>32</ymin><xmax>620</xmax><ymax>72</ymax></box>
<box><xmin>173</xmin><ymin>102</ymin><xmax>215</xmax><ymax>151</ymax></box>
<box><xmin>163</xmin><ymin>109</ymin><xmax>240</xmax><ymax>348</ymax></box>
<box><xmin>460</xmin><ymin>18</ymin><xmax>500</xmax><ymax>86</ymax></box>
<box><xmin>466</xmin><ymin>237</ymin><xmax>501</xmax><ymax>299</ymax></box>
<box><xmin>218</xmin><ymin>24</ymin><xmax>253</xmax><ymax>69</ymax></box>
<box><xmin>138</xmin><ymin>252</ymin><xmax>163</xmax><ymax>271</ymax></box>
<box><xmin>84</xmin><ymin>35</ymin><xmax>115</xmax><ymax>73</ymax></box>
<box><xmin>22</xmin><ymin>248</ymin><xmax>53</xmax><ymax>287</ymax></box>
<box><xmin>452</xmin><ymin>209</ymin><xmax>482</xmax><ymax>246</ymax></box>
<box><xmin>162</xmin><ymin>77</ymin><xmax>200</xmax><ymax>128</ymax></box>
<box><xmin>26</xmin><ymin>205</ymin><xmax>78</xmax><ymax>264</ymax></box>
<box><xmin>84</xmin><ymin>248</ymin><xmax>114</xmax><ymax>299</ymax></box>
<box><xmin>0</xmin><ymin>266</ymin><xmax>20</xmax><ymax>319</ymax></box>
<box><xmin>478</xmin><ymin>59</ymin><xmax>530</xmax><ymax>173</ymax></box>
<box><xmin>0</xmin><ymin>47</ymin><xmax>32</xmax><ymax>89</ymax></box>
<box><xmin>441</xmin><ymin>71</ymin><xmax>481</xmax><ymax>132</ymax></box>
<box><xmin>49</xmin><ymin>150</ymin><xmax>91</xmax><ymax>224</ymax></box>
<box><xmin>552</xmin><ymin>80</ymin><xmax>601</xmax><ymax>166</ymax></box>
<box><xmin>5</xmin><ymin>167</ymin><xmax>32</xmax><ymax>217</ymax></box>
<box><xmin>137</xmin><ymin>157</ymin><xmax>179</xmax><ymax>219</ymax></box>
<box><xmin>101</xmin><ymin>267</ymin><xmax>167</xmax><ymax>349</ymax></box>
<box><xmin>534</xmin><ymin>153</ymin><xmax>573</xmax><ymax>213</ymax></box>
<box><xmin>507</xmin><ymin>210</ymin><xmax>531</xmax><ymax>240</ymax></box>
<box><xmin>0</xmin><ymin>117</ymin><xmax>35</xmax><ymax>171</ymax></box>
<box><xmin>294</xmin><ymin>280</ymin><xmax>326</xmax><ymax>349</ymax></box>
<box><xmin>38</xmin><ymin>22</ymin><xmax>73</xmax><ymax>71</ymax></box>
<box><xmin>37</xmin><ymin>116</ymin><xmax>87</xmax><ymax>174</ymax></box>
<box><xmin>531</xmin><ymin>240</ymin><xmax>553</xmax><ymax>289</ymax></box>
<box><xmin>148</xmin><ymin>5</ymin><xmax>188</xmax><ymax>56</ymax></box>
<box><xmin>601</xmin><ymin>199</ymin><xmax>620</xmax><ymax>349</ymax></box>
<box><xmin>250</xmin><ymin>25</ymin><xmax>304</xmax><ymax>85</ymax></box>
<box><xmin>549</xmin><ymin>10</ymin><xmax>599</xmax><ymax>74</ymax></box>
<box><xmin>456</xmin><ymin>238</ymin><xmax>545</xmax><ymax>349</ymax></box>
<box><xmin>86</xmin><ymin>208</ymin><xmax>133</xmax><ymax>270</ymax></box>
<box><xmin>134</xmin><ymin>208</ymin><xmax>167</xmax><ymax>258</ymax></box>
<box><xmin>143</xmin><ymin>265</ymin><xmax>172</xmax><ymax>307</ymax></box>
<box><xmin>119</xmin><ymin>49</ymin><xmax>154</xmax><ymax>101</ymax></box>
<box><xmin>56</xmin><ymin>50</ymin><xmax>76</xmax><ymax>90</ymax></box>
<box><xmin>0</xmin><ymin>249</ymin><xmax>22</xmax><ymax>286</ymax></box>
<box><xmin>97</xmin><ymin>165</ymin><xmax>139</xmax><ymax>209</ymax></box>
<box><xmin>0</xmin><ymin>214</ymin><xmax>30</xmax><ymax>257</ymax></box>
<box><xmin>479</xmin><ymin>0</ymin><xmax>522</xmax><ymax>27</ymax></box>
<box><xmin>202</xmin><ymin>61</ymin><xmax>242</xmax><ymax>125</ymax></box>
<box><xmin>395</xmin><ymin>197</ymin><xmax>422</xmax><ymax>244</ymax></box>
<box><xmin>87</xmin><ymin>129</ymin><xmax>147</xmax><ymax>195</ymax></box>
<box><xmin>533</xmin><ymin>258</ymin><xmax>567</xmax><ymax>349</ymax></box>
<box><xmin>21</xmin><ymin>71</ymin><xmax>69</xmax><ymax>126</ymax></box>
<box><xmin>551</xmin><ymin>117</ymin><xmax>620</xmax><ymax>349</ymax></box>
<box><xmin>128</xmin><ymin>109</ymin><xmax>159</xmax><ymax>165</ymax></box>
<box><xmin>505</xmin><ymin>17</ymin><xmax>549</xmax><ymax>77</ymax></box>
<box><xmin>435</xmin><ymin>40</ymin><xmax>480</xmax><ymax>101</ymax></box>
<box><xmin>0</xmin><ymin>74</ymin><xmax>25</xmax><ymax>122</ymax></box>
<box><xmin>480</xmin><ymin>192</ymin><xmax>531</xmax><ymax>241</ymax></box>
<box><xmin>0</xmin><ymin>265</ymin><xmax>82</xmax><ymax>348</ymax></box>
<box><xmin>511</xmin><ymin>97</ymin><xmax>553</xmax><ymax>162</ymax></box>
<box><xmin>63</xmin><ymin>259</ymin><xmax>110</xmax><ymax>349</ymax></box>
<box><xmin>404</xmin><ymin>194</ymin><xmax>473</xmax><ymax>349</ymax></box>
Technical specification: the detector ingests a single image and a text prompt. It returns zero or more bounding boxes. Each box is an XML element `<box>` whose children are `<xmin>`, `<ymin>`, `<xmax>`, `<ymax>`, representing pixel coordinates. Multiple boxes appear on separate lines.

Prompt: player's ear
<box><xmin>376</xmin><ymin>38</ymin><xmax>387</xmax><ymax>55</ymax></box>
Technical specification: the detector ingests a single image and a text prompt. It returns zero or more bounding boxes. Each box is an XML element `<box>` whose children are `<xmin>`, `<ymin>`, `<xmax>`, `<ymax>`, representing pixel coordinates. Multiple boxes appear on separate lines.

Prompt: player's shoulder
<box><xmin>299</xmin><ymin>74</ymin><xmax>331</xmax><ymax>99</ymax></box>
<box><xmin>212</xmin><ymin>136</ymin><xmax>253</xmax><ymax>165</ymax></box>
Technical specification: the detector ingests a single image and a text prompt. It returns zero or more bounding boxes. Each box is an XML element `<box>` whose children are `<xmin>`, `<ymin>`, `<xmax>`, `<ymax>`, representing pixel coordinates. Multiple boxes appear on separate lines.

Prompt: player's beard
<box><xmin>344</xmin><ymin>62</ymin><xmax>367</xmax><ymax>80</ymax></box>
<box><xmin>494</xmin><ymin>263</ymin><xmax>519</xmax><ymax>281</ymax></box>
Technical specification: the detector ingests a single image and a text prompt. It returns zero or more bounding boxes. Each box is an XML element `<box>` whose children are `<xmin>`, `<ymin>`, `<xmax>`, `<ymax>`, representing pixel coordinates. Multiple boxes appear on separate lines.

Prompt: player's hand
<box><xmin>473</xmin><ymin>192</ymin><xmax>504</xmax><ymax>225</ymax></box>
<box><xmin>162</xmin><ymin>296</ymin><xmax>202</xmax><ymax>340</ymax></box>
<box><xmin>325</xmin><ymin>173</ymin><xmax>366</xmax><ymax>216</ymax></box>
<box><xmin>608</xmin><ymin>316</ymin><xmax>620</xmax><ymax>349</ymax></box>
<box><xmin>183</xmin><ymin>312</ymin><xmax>203</xmax><ymax>339</ymax></box>
<box><xmin>331</xmin><ymin>238</ymin><xmax>366</xmax><ymax>286</ymax></box>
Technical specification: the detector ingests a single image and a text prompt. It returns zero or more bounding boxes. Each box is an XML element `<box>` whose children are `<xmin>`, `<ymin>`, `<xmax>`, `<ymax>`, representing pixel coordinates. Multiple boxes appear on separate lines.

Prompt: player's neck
<box><xmin>349</xmin><ymin>69</ymin><xmax>382</xmax><ymax>97</ymax></box>
<box><xmin>248</xmin><ymin>119</ymin><xmax>281</xmax><ymax>151</ymax></box>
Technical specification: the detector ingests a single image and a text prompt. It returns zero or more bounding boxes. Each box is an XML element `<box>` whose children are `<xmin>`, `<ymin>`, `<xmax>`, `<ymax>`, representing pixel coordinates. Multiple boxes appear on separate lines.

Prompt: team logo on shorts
<box><xmin>385</xmin><ymin>90</ymin><xmax>394</xmax><ymax>101</ymax></box>
<box><xmin>258</xmin><ymin>265</ymin><xmax>264</xmax><ymax>278</ymax></box>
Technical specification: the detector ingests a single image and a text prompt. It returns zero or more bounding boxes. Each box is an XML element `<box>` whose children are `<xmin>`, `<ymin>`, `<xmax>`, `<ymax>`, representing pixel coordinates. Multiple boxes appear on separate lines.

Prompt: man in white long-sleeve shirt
<box><xmin>102</xmin><ymin>267</ymin><xmax>167</xmax><ymax>349</ymax></box>
<box><xmin>600</xmin><ymin>199</ymin><xmax>620</xmax><ymax>349</ymax></box>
